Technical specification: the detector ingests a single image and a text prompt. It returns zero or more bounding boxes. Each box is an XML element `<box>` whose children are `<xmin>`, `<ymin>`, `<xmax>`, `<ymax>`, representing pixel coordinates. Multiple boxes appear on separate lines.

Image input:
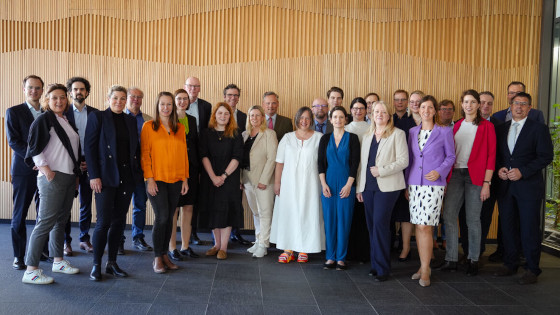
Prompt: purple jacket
<box><xmin>405</xmin><ymin>124</ymin><xmax>456</xmax><ymax>187</ymax></box>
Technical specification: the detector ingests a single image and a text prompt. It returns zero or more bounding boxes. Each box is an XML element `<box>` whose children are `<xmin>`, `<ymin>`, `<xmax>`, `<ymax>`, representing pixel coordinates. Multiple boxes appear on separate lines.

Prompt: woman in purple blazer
<box><xmin>405</xmin><ymin>95</ymin><xmax>455</xmax><ymax>287</ymax></box>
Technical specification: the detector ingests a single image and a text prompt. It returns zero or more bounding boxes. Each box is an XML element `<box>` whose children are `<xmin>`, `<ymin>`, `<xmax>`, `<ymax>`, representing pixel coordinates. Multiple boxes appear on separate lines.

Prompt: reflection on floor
<box><xmin>1</xmin><ymin>224</ymin><xmax>559</xmax><ymax>314</ymax></box>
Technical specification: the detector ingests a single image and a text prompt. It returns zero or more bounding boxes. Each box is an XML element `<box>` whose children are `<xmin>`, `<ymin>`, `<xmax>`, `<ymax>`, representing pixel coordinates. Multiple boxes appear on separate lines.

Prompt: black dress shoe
<box><xmin>180</xmin><ymin>247</ymin><xmax>200</xmax><ymax>258</ymax></box>
<box><xmin>368</xmin><ymin>269</ymin><xmax>377</xmax><ymax>276</ymax></box>
<box><xmin>493</xmin><ymin>266</ymin><xmax>517</xmax><ymax>277</ymax></box>
<box><xmin>375</xmin><ymin>274</ymin><xmax>389</xmax><ymax>282</ymax></box>
<box><xmin>336</xmin><ymin>263</ymin><xmax>347</xmax><ymax>271</ymax></box>
<box><xmin>231</xmin><ymin>233</ymin><xmax>251</xmax><ymax>245</ymax></box>
<box><xmin>190</xmin><ymin>232</ymin><xmax>201</xmax><ymax>245</ymax></box>
<box><xmin>437</xmin><ymin>261</ymin><xmax>458</xmax><ymax>272</ymax></box>
<box><xmin>133</xmin><ymin>238</ymin><xmax>153</xmax><ymax>251</ymax></box>
<box><xmin>168</xmin><ymin>249</ymin><xmax>184</xmax><ymax>261</ymax></box>
<box><xmin>488</xmin><ymin>250</ymin><xmax>503</xmax><ymax>263</ymax></box>
<box><xmin>117</xmin><ymin>242</ymin><xmax>125</xmax><ymax>255</ymax></box>
<box><xmin>518</xmin><ymin>271</ymin><xmax>538</xmax><ymax>285</ymax></box>
<box><xmin>466</xmin><ymin>260</ymin><xmax>478</xmax><ymax>276</ymax></box>
<box><xmin>398</xmin><ymin>251</ymin><xmax>411</xmax><ymax>262</ymax></box>
<box><xmin>323</xmin><ymin>262</ymin><xmax>336</xmax><ymax>270</ymax></box>
<box><xmin>90</xmin><ymin>265</ymin><xmax>102</xmax><ymax>281</ymax></box>
<box><xmin>106</xmin><ymin>262</ymin><xmax>128</xmax><ymax>277</ymax></box>
<box><xmin>12</xmin><ymin>257</ymin><xmax>26</xmax><ymax>270</ymax></box>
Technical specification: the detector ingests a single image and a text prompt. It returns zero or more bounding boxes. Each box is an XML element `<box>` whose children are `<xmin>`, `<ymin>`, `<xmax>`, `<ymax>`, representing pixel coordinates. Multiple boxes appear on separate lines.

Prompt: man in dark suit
<box><xmin>223</xmin><ymin>83</ymin><xmax>247</xmax><ymax>132</ymax></box>
<box><xmin>492</xmin><ymin>81</ymin><xmax>544</xmax><ymax>124</ymax></box>
<box><xmin>184</xmin><ymin>76</ymin><xmax>212</xmax><ymax>244</ymax></box>
<box><xmin>263</xmin><ymin>91</ymin><xmax>293</xmax><ymax>141</ymax></box>
<box><xmin>185</xmin><ymin>76</ymin><xmax>212</xmax><ymax>132</ymax></box>
<box><xmin>311</xmin><ymin>97</ymin><xmax>333</xmax><ymax>134</ymax></box>
<box><xmin>493</xmin><ymin>92</ymin><xmax>553</xmax><ymax>285</ymax></box>
<box><xmin>62</xmin><ymin>77</ymin><xmax>99</xmax><ymax>256</ymax></box>
<box><xmin>222</xmin><ymin>83</ymin><xmax>250</xmax><ymax>245</ymax></box>
<box><xmin>5</xmin><ymin>75</ymin><xmax>45</xmax><ymax>270</ymax></box>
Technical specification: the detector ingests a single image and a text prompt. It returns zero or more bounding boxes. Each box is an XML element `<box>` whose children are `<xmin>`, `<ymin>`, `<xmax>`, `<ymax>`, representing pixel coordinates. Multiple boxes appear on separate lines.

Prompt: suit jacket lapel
<box><xmin>422</xmin><ymin>125</ymin><xmax>438</xmax><ymax>150</ymax></box>
<box><xmin>103</xmin><ymin>109</ymin><xmax>118</xmax><ymax>156</ymax></box>
<box><xmin>252</xmin><ymin>131</ymin><xmax>264</xmax><ymax>148</ymax></box>
<box><xmin>376</xmin><ymin>137</ymin><xmax>387</xmax><ymax>159</ymax></box>
<box><xmin>512</xmin><ymin>120</ymin><xmax>531</xmax><ymax>155</ymax></box>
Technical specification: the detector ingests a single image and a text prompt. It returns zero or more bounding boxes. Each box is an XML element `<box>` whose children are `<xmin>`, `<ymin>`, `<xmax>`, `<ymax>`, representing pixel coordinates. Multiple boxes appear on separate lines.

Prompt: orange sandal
<box><xmin>278</xmin><ymin>251</ymin><xmax>295</xmax><ymax>263</ymax></box>
<box><xmin>297</xmin><ymin>252</ymin><xmax>308</xmax><ymax>263</ymax></box>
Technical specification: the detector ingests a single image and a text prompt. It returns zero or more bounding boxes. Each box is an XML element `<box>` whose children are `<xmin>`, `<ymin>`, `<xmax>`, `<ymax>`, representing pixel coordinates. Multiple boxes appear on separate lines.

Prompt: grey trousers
<box><xmin>443</xmin><ymin>169</ymin><xmax>483</xmax><ymax>262</ymax></box>
<box><xmin>25</xmin><ymin>172</ymin><xmax>76</xmax><ymax>267</ymax></box>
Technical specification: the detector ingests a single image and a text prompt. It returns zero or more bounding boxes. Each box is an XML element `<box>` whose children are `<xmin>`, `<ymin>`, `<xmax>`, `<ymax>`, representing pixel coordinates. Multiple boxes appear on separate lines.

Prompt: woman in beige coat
<box><xmin>241</xmin><ymin>105</ymin><xmax>278</xmax><ymax>257</ymax></box>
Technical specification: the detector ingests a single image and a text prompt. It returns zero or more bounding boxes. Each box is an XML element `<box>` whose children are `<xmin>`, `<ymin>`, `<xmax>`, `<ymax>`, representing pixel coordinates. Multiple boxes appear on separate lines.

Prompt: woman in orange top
<box><xmin>141</xmin><ymin>91</ymin><xmax>189</xmax><ymax>273</ymax></box>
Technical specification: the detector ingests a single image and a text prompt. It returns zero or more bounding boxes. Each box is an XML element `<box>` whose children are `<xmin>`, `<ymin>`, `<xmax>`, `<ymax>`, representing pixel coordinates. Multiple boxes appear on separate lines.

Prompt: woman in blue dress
<box><xmin>318</xmin><ymin>106</ymin><xmax>360</xmax><ymax>270</ymax></box>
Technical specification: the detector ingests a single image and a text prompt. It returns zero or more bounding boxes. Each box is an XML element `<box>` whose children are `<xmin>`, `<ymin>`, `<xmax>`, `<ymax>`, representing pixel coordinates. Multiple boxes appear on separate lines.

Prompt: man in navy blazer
<box><xmin>62</xmin><ymin>77</ymin><xmax>98</xmax><ymax>255</ymax></box>
<box><xmin>223</xmin><ymin>83</ymin><xmax>247</xmax><ymax>132</ymax></box>
<box><xmin>492</xmin><ymin>81</ymin><xmax>544</xmax><ymax>124</ymax></box>
<box><xmin>494</xmin><ymin>92</ymin><xmax>553</xmax><ymax>284</ymax></box>
<box><xmin>5</xmin><ymin>75</ymin><xmax>44</xmax><ymax>269</ymax></box>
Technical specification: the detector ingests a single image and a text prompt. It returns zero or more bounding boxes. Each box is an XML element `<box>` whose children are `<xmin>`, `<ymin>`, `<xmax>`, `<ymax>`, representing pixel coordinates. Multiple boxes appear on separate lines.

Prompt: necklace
<box><xmin>217</xmin><ymin>130</ymin><xmax>224</xmax><ymax>141</ymax></box>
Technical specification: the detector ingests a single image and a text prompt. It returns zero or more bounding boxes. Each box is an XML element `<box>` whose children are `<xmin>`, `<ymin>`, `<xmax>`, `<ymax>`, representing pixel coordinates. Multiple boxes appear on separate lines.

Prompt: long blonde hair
<box><xmin>368</xmin><ymin>101</ymin><xmax>396</xmax><ymax>138</ymax></box>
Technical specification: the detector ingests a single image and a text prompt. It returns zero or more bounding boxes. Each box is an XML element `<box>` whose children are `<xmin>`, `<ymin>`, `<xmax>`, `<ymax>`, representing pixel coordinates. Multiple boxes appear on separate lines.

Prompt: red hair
<box><xmin>208</xmin><ymin>102</ymin><xmax>238</xmax><ymax>138</ymax></box>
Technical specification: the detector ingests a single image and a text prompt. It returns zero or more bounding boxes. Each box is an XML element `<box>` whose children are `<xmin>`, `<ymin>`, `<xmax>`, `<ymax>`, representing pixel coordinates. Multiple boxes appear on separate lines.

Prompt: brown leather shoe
<box><xmin>162</xmin><ymin>254</ymin><xmax>179</xmax><ymax>270</ymax></box>
<box><xmin>64</xmin><ymin>243</ymin><xmax>73</xmax><ymax>256</ymax></box>
<box><xmin>153</xmin><ymin>258</ymin><xmax>166</xmax><ymax>274</ymax></box>
<box><xmin>217</xmin><ymin>250</ymin><xmax>227</xmax><ymax>260</ymax></box>
<box><xmin>518</xmin><ymin>271</ymin><xmax>538</xmax><ymax>285</ymax></box>
<box><xmin>79</xmin><ymin>241</ymin><xmax>94</xmax><ymax>253</ymax></box>
<box><xmin>206</xmin><ymin>247</ymin><xmax>219</xmax><ymax>256</ymax></box>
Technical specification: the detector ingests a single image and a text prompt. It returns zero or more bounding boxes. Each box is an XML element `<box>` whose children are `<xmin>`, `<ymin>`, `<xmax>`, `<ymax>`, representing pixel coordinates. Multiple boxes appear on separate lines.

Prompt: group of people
<box><xmin>5</xmin><ymin>76</ymin><xmax>553</xmax><ymax>287</ymax></box>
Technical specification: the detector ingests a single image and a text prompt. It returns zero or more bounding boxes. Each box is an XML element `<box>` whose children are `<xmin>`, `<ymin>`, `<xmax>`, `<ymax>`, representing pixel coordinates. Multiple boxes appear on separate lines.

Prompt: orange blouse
<box><xmin>141</xmin><ymin>120</ymin><xmax>189</xmax><ymax>183</ymax></box>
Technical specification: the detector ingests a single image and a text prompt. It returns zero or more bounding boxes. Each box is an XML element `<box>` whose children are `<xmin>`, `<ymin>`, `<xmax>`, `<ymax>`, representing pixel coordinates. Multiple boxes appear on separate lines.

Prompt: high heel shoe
<box><xmin>419</xmin><ymin>278</ymin><xmax>431</xmax><ymax>287</ymax></box>
<box><xmin>153</xmin><ymin>258</ymin><xmax>166</xmax><ymax>274</ymax></box>
<box><xmin>411</xmin><ymin>272</ymin><xmax>421</xmax><ymax>280</ymax></box>
<box><xmin>398</xmin><ymin>251</ymin><xmax>411</xmax><ymax>262</ymax></box>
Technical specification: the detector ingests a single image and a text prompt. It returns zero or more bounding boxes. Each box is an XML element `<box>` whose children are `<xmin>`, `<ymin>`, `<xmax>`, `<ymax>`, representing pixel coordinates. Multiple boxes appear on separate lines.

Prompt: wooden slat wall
<box><xmin>0</xmin><ymin>0</ymin><xmax>543</xmax><ymax>238</ymax></box>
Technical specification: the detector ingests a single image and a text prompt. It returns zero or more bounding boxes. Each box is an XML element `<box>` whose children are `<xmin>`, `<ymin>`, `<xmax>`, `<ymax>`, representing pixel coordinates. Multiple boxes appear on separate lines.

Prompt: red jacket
<box><xmin>452</xmin><ymin>118</ymin><xmax>496</xmax><ymax>186</ymax></box>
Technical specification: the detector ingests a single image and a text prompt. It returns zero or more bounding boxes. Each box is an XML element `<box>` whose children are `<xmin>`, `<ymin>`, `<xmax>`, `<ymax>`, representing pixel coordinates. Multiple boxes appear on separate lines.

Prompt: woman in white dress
<box><xmin>270</xmin><ymin>106</ymin><xmax>325</xmax><ymax>263</ymax></box>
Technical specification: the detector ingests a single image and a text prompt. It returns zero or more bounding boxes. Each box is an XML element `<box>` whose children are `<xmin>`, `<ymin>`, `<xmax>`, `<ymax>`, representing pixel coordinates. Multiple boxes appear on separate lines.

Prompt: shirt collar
<box><xmin>73</xmin><ymin>103</ymin><xmax>87</xmax><ymax>112</ymax></box>
<box><xmin>124</xmin><ymin>107</ymin><xmax>142</xmax><ymax>117</ymax></box>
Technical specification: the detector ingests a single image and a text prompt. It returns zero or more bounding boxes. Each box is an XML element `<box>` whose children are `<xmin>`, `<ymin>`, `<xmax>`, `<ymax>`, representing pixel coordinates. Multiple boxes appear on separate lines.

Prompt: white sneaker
<box><xmin>247</xmin><ymin>242</ymin><xmax>258</xmax><ymax>254</ymax></box>
<box><xmin>22</xmin><ymin>269</ymin><xmax>54</xmax><ymax>284</ymax></box>
<box><xmin>253</xmin><ymin>244</ymin><xmax>268</xmax><ymax>258</ymax></box>
<box><xmin>52</xmin><ymin>259</ymin><xmax>80</xmax><ymax>274</ymax></box>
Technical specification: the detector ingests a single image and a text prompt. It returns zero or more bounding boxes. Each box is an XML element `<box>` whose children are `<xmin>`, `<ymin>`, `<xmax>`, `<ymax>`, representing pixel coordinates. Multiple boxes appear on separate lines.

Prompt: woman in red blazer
<box><xmin>438</xmin><ymin>90</ymin><xmax>496</xmax><ymax>277</ymax></box>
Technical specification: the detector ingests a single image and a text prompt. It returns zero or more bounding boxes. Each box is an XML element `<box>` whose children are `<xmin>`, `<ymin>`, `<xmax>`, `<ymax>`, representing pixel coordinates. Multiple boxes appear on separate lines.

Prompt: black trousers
<box><xmin>148</xmin><ymin>181</ymin><xmax>183</xmax><ymax>256</ymax></box>
<box><xmin>92</xmin><ymin>177</ymin><xmax>134</xmax><ymax>265</ymax></box>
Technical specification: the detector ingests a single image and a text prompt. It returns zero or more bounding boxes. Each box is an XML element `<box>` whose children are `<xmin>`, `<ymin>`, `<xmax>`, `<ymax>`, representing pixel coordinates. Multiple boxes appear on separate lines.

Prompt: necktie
<box><xmin>316</xmin><ymin>123</ymin><xmax>324</xmax><ymax>133</ymax></box>
<box><xmin>268</xmin><ymin>117</ymin><xmax>273</xmax><ymax>129</ymax></box>
<box><xmin>508</xmin><ymin>122</ymin><xmax>519</xmax><ymax>154</ymax></box>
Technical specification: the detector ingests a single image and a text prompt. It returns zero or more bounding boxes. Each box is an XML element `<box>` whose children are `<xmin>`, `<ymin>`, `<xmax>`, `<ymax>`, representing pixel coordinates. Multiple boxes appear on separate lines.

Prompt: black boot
<box><xmin>466</xmin><ymin>260</ymin><xmax>478</xmax><ymax>276</ymax></box>
<box><xmin>90</xmin><ymin>264</ymin><xmax>102</xmax><ymax>281</ymax></box>
<box><xmin>106</xmin><ymin>261</ymin><xmax>128</xmax><ymax>277</ymax></box>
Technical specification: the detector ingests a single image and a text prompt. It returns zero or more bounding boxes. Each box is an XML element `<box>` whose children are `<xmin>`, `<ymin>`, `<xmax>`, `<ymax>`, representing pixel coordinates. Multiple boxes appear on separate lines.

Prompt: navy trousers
<box><xmin>498</xmin><ymin>192</ymin><xmax>543</xmax><ymax>275</ymax></box>
<box><xmin>362</xmin><ymin>189</ymin><xmax>400</xmax><ymax>276</ymax></box>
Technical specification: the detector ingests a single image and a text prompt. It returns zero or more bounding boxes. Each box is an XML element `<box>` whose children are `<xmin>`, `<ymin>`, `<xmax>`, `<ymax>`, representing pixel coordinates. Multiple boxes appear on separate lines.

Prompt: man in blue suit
<box><xmin>492</xmin><ymin>81</ymin><xmax>544</xmax><ymax>124</ymax></box>
<box><xmin>493</xmin><ymin>92</ymin><xmax>553</xmax><ymax>284</ymax></box>
<box><xmin>5</xmin><ymin>75</ymin><xmax>44</xmax><ymax>269</ymax></box>
<box><xmin>63</xmin><ymin>77</ymin><xmax>98</xmax><ymax>255</ymax></box>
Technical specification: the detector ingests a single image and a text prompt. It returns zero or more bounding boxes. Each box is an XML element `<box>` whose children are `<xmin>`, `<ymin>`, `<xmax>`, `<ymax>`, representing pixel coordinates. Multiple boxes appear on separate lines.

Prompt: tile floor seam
<box><xmin>300</xmin><ymin>262</ymin><xmax>323</xmax><ymax>315</ymax></box>
<box><xmin>348</xmin><ymin>268</ymin><xmax>380</xmax><ymax>315</ymax></box>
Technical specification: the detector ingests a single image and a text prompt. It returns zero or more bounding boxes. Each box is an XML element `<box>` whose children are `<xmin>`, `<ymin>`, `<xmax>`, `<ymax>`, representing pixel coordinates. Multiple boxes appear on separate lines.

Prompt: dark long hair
<box><xmin>460</xmin><ymin>89</ymin><xmax>483</xmax><ymax>126</ymax></box>
<box><xmin>152</xmin><ymin>91</ymin><xmax>179</xmax><ymax>133</ymax></box>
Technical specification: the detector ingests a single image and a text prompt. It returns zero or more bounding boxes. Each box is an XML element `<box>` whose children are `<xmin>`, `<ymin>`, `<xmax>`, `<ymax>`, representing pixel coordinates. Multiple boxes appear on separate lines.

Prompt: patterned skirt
<box><xmin>408</xmin><ymin>185</ymin><xmax>445</xmax><ymax>226</ymax></box>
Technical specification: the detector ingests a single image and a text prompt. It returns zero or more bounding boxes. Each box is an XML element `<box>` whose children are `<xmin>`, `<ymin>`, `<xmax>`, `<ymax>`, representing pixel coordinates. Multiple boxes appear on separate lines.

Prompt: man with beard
<box><xmin>63</xmin><ymin>77</ymin><xmax>98</xmax><ymax>255</ymax></box>
<box><xmin>311</xmin><ymin>97</ymin><xmax>332</xmax><ymax>134</ymax></box>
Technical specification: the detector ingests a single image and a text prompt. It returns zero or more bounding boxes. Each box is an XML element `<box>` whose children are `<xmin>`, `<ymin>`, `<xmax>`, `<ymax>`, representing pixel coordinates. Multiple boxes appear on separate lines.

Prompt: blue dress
<box><xmin>321</xmin><ymin>132</ymin><xmax>355</xmax><ymax>262</ymax></box>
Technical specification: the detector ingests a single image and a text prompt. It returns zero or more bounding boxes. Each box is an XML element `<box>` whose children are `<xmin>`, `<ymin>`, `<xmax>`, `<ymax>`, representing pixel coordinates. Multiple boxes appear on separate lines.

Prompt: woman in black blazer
<box><xmin>85</xmin><ymin>85</ymin><xmax>143</xmax><ymax>281</ymax></box>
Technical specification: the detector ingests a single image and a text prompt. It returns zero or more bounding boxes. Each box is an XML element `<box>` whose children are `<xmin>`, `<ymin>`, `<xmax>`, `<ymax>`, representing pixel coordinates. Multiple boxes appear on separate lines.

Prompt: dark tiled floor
<box><xmin>1</xmin><ymin>223</ymin><xmax>559</xmax><ymax>315</ymax></box>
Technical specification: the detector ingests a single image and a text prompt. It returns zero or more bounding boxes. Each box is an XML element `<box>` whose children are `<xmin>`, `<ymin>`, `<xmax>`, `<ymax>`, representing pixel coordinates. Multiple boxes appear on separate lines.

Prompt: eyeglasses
<box><xmin>225</xmin><ymin>94</ymin><xmax>240</xmax><ymax>98</ymax></box>
<box><xmin>352</xmin><ymin>107</ymin><xmax>366</xmax><ymax>111</ymax></box>
<box><xmin>186</xmin><ymin>84</ymin><xmax>201</xmax><ymax>89</ymax></box>
<box><xmin>129</xmin><ymin>95</ymin><xmax>143</xmax><ymax>99</ymax></box>
<box><xmin>439</xmin><ymin>108</ymin><xmax>454</xmax><ymax>112</ymax></box>
<box><xmin>394</xmin><ymin>98</ymin><xmax>407</xmax><ymax>102</ymax></box>
<box><xmin>312</xmin><ymin>104</ymin><xmax>328</xmax><ymax>108</ymax></box>
<box><xmin>512</xmin><ymin>101</ymin><xmax>529</xmax><ymax>106</ymax></box>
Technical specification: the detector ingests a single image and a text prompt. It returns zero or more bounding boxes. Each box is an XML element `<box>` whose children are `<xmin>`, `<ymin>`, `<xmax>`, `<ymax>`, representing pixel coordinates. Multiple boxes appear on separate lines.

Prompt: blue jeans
<box><xmin>443</xmin><ymin>169</ymin><xmax>482</xmax><ymax>262</ymax></box>
<box><xmin>131</xmin><ymin>181</ymin><xmax>148</xmax><ymax>240</ymax></box>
